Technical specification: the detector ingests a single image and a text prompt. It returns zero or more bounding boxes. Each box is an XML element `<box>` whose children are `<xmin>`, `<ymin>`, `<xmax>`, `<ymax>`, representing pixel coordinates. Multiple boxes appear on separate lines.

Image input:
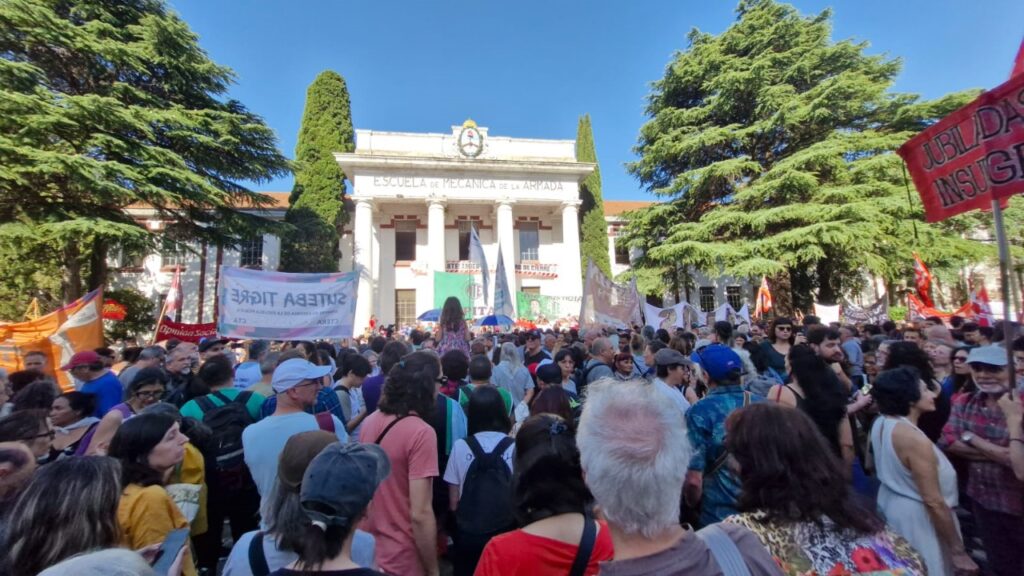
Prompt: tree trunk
<box><xmin>86</xmin><ymin>240</ymin><xmax>108</xmax><ymax>293</ymax></box>
<box><xmin>772</xmin><ymin>271</ymin><xmax>794</xmax><ymax>318</ymax></box>
<box><xmin>815</xmin><ymin>259</ymin><xmax>838</xmax><ymax>305</ymax></box>
<box><xmin>62</xmin><ymin>244</ymin><xmax>83</xmax><ymax>303</ymax></box>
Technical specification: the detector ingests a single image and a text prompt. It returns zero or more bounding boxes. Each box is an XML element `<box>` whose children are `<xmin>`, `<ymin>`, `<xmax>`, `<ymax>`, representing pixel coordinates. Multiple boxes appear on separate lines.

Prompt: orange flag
<box><xmin>0</xmin><ymin>289</ymin><xmax>104</xmax><ymax>390</ymax></box>
<box><xmin>754</xmin><ymin>277</ymin><xmax>773</xmax><ymax>318</ymax></box>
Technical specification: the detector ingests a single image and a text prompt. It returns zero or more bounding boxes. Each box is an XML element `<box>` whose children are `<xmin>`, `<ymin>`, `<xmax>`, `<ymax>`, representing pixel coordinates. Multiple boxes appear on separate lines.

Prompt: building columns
<box><xmin>427</xmin><ymin>198</ymin><xmax>446</xmax><ymax>273</ymax></box>
<box><xmin>496</xmin><ymin>199</ymin><xmax>516</xmax><ymax>315</ymax></box>
<box><xmin>561</xmin><ymin>200</ymin><xmax>583</xmax><ymax>297</ymax></box>
<box><xmin>353</xmin><ymin>197</ymin><xmax>374</xmax><ymax>335</ymax></box>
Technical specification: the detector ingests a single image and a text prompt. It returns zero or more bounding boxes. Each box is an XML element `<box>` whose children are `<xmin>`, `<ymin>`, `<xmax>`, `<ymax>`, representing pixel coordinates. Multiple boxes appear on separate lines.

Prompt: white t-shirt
<box><xmin>443</xmin><ymin>431</ymin><xmax>515</xmax><ymax>497</ymax></box>
<box><xmin>242</xmin><ymin>412</ymin><xmax>348</xmax><ymax>504</ymax></box>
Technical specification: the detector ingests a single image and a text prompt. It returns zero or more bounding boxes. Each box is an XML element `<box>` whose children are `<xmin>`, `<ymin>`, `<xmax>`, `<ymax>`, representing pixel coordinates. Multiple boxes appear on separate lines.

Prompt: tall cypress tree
<box><xmin>623</xmin><ymin>0</ymin><xmax>991</xmax><ymax>312</ymax></box>
<box><xmin>575</xmin><ymin>114</ymin><xmax>611</xmax><ymax>277</ymax></box>
<box><xmin>280</xmin><ymin>71</ymin><xmax>354</xmax><ymax>272</ymax></box>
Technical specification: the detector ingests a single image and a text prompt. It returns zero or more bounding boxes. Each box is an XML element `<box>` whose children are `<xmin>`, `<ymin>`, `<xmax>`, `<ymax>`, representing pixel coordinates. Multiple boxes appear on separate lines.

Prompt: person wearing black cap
<box><xmin>271</xmin><ymin>442</ymin><xmax>390</xmax><ymax>575</ymax></box>
<box><xmin>522</xmin><ymin>330</ymin><xmax>551</xmax><ymax>373</ymax></box>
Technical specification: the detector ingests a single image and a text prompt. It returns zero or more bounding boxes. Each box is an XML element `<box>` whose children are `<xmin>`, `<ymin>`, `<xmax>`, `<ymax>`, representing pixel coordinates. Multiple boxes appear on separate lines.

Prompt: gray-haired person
<box><xmin>577</xmin><ymin>379</ymin><xmax>782</xmax><ymax>576</ymax></box>
<box><xmin>118</xmin><ymin>346</ymin><xmax>166</xmax><ymax>390</ymax></box>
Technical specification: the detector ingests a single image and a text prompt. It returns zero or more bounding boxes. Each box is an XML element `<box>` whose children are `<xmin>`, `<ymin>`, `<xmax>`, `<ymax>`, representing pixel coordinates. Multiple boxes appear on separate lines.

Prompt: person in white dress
<box><xmin>870</xmin><ymin>366</ymin><xmax>978</xmax><ymax>576</ymax></box>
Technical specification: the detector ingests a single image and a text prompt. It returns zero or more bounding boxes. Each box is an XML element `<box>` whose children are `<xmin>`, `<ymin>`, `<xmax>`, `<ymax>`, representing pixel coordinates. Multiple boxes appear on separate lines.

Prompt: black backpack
<box><xmin>455</xmin><ymin>435</ymin><xmax>516</xmax><ymax>536</ymax></box>
<box><xmin>195</xmin><ymin>390</ymin><xmax>255</xmax><ymax>489</ymax></box>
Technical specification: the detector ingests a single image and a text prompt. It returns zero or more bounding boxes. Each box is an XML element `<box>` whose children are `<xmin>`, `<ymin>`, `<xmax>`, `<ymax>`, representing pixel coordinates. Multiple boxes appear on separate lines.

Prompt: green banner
<box><xmin>433</xmin><ymin>272</ymin><xmax>473</xmax><ymax>318</ymax></box>
<box><xmin>516</xmin><ymin>291</ymin><xmax>559</xmax><ymax>321</ymax></box>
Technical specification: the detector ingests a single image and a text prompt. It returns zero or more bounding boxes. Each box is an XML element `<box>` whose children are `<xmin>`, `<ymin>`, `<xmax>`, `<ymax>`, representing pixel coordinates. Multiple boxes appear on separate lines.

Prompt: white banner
<box><xmin>713</xmin><ymin>303</ymin><xmax>751</xmax><ymax>329</ymax></box>
<box><xmin>813</xmin><ymin>303</ymin><xmax>842</xmax><ymax>325</ymax></box>
<box><xmin>644</xmin><ymin>302</ymin><xmax>708</xmax><ymax>330</ymax></box>
<box><xmin>579</xmin><ymin>261</ymin><xmax>643</xmax><ymax>329</ymax></box>
<box><xmin>218</xmin><ymin>267</ymin><xmax>359</xmax><ymax>340</ymax></box>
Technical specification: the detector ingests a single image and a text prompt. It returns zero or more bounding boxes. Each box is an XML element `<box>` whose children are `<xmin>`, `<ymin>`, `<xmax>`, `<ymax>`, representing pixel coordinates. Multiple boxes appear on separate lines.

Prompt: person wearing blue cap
<box><xmin>684</xmin><ymin>345</ymin><xmax>765</xmax><ymax>528</ymax></box>
<box><xmin>271</xmin><ymin>442</ymin><xmax>390</xmax><ymax>576</ymax></box>
<box><xmin>242</xmin><ymin>359</ymin><xmax>348</xmax><ymax>511</ymax></box>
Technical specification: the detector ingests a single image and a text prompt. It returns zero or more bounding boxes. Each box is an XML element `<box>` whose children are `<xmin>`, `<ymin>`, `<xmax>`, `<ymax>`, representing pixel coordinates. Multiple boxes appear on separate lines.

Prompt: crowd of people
<box><xmin>0</xmin><ymin>294</ymin><xmax>1022</xmax><ymax>576</ymax></box>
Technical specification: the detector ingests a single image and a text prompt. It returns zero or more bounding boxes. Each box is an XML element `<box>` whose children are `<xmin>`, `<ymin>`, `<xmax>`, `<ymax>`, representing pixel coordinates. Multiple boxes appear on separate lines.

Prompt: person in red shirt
<box><xmin>475</xmin><ymin>413</ymin><xmax>613</xmax><ymax>576</ymax></box>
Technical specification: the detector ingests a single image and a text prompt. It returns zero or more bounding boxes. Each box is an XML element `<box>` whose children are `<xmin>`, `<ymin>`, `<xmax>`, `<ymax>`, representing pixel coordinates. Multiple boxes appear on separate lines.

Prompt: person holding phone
<box><xmin>109</xmin><ymin>412</ymin><xmax>197</xmax><ymax>576</ymax></box>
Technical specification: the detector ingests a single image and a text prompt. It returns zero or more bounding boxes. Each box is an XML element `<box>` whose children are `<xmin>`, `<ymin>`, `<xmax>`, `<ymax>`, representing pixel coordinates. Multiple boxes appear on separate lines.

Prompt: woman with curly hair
<box><xmin>475</xmin><ymin>414</ymin><xmax>613</xmax><ymax>575</ymax></box>
<box><xmin>884</xmin><ymin>341</ymin><xmax>949</xmax><ymax>442</ymax></box>
<box><xmin>723</xmin><ymin>403</ymin><xmax>926</xmax><ymax>576</ymax></box>
<box><xmin>358</xmin><ymin>351</ymin><xmax>441</xmax><ymax>576</ymax></box>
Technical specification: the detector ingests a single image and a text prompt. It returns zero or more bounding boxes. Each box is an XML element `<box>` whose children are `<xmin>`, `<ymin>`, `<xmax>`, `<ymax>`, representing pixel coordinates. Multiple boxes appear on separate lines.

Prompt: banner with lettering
<box><xmin>218</xmin><ymin>267</ymin><xmax>358</xmax><ymax>339</ymax></box>
<box><xmin>154</xmin><ymin>319</ymin><xmax>217</xmax><ymax>343</ymax></box>
<box><xmin>842</xmin><ymin>296</ymin><xmax>890</xmax><ymax>324</ymax></box>
<box><xmin>897</xmin><ymin>72</ymin><xmax>1024</xmax><ymax>222</ymax></box>
<box><xmin>579</xmin><ymin>261</ymin><xmax>643</xmax><ymax>330</ymax></box>
<box><xmin>516</xmin><ymin>292</ymin><xmax>559</xmax><ymax>321</ymax></box>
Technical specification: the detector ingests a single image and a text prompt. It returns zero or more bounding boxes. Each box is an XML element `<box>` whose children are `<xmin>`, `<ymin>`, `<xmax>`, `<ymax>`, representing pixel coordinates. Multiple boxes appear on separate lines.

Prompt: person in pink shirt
<box><xmin>359</xmin><ymin>350</ymin><xmax>440</xmax><ymax>576</ymax></box>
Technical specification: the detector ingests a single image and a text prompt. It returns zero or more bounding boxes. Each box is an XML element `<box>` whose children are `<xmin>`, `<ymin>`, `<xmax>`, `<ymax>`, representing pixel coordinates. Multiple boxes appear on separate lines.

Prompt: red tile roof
<box><xmin>603</xmin><ymin>200</ymin><xmax>653</xmax><ymax>217</ymax></box>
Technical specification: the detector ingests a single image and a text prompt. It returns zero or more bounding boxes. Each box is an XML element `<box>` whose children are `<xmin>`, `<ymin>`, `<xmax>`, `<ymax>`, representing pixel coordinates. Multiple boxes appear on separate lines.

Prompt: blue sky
<box><xmin>170</xmin><ymin>0</ymin><xmax>1023</xmax><ymax>201</ymax></box>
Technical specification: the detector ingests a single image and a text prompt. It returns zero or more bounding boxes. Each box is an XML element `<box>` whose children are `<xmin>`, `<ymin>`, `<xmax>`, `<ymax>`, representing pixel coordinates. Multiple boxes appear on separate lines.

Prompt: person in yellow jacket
<box><xmin>110</xmin><ymin>411</ymin><xmax>198</xmax><ymax>576</ymax></box>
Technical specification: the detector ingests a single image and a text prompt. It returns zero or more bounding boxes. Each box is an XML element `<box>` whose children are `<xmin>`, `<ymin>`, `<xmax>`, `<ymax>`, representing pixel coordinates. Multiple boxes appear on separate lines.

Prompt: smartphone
<box><xmin>856</xmin><ymin>374</ymin><xmax>872</xmax><ymax>396</ymax></box>
<box><xmin>151</xmin><ymin>527</ymin><xmax>190</xmax><ymax>576</ymax></box>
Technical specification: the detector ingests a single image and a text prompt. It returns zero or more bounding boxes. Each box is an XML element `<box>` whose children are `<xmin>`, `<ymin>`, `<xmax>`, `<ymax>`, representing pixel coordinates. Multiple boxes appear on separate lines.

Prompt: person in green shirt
<box><xmin>179</xmin><ymin>355</ymin><xmax>265</xmax><ymax>423</ymax></box>
<box><xmin>459</xmin><ymin>355</ymin><xmax>513</xmax><ymax>416</ymax></box>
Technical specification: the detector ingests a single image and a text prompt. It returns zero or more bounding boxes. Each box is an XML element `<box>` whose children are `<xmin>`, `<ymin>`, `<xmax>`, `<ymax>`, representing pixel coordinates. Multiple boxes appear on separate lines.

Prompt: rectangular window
<box><xmin>614</xmin><ymin>240</ymin><xmax>630</xmax><ymax>265</ymax></box>
<box><xmin>240</xmin><ymin>236</ymin><xmax>264</xmax><ymax>269</ymax></box>
<box><xmin>518</xmin><ymin>222</ymin><xmax>539</xmax><ymax>261</ymax></box>
<box><xmin>726</xmin><ymin>285</ymin><xmax>743</xmax><ymax>311</ymax></box>
<box><xmin>160</xmin><ymin>241</ymin><xmax>189</xmax><ymax>269</ymax></box>
<box><xmin>394</xmin><ymin>220</ymin><xmax>417</xmax><ymax>261</ymax></box>
<box><xmin>395</xmin><ymin>289</ymin><xmax>416</xmax><ymax>328</ymax></box>
<box><xmin>699</xmin><ymin>286</ymin><xmax>716</xmax><ymax>312</ymax></box>
<box><xmin>458</xmin><ymin>220</ymin><xmax>477</xmax><ymax>261</ymax></box>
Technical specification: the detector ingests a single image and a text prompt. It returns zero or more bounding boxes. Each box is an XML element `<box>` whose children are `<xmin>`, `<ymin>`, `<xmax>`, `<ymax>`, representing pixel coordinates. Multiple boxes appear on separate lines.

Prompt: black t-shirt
<box><xmin>269</xmin><ymin>568</ymin><xmax>387</xmax><ymax>576</ymax></box>
<box><xmin>523</xmin><ymin>348</ymin><xmax>551</xmax><ymax>368</ymax></box>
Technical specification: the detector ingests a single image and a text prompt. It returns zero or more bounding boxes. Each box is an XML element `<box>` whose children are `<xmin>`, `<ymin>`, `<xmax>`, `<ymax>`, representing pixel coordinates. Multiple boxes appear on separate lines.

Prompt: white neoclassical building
<box><xmin>334</xmin><ymin>120</ymin><xmax>595</xmax><ymax>331</ymax></box>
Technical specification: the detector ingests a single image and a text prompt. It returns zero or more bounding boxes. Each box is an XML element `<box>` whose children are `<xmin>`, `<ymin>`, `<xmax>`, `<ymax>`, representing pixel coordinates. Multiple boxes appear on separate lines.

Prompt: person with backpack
<box><xmin>475</xmin><ymin>413</ymin><xmax>613</xmax><ymax>576</ymax></box>
<box><xmin>179</xmin><ymin>355</ymin><xmax>266</xmax><ymax>573</ymax></box>
<box><xmin>581</xmin><ymin>338</ymin><xmax>615</xmax><ymax>394</ymax></box>
<box><xmin>333</xmin><ymin>352</ymin><xmax>371</xmax><ymax>438</ymax></box>
<box><xmin>444</xmin><ymin>386</ymin><xmax>516</xmax><ymax>576</ymax></box>
<box><xmin>458</xmin><ymin>355</ymin><xmax>513</xmax><ymax>416</ymax></box>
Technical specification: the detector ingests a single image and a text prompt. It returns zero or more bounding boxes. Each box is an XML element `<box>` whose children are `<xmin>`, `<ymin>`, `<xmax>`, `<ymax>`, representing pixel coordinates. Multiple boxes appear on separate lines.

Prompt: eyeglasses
<box><xmin>135</xmin><ymin>390</ymin><xmax>164</xmax><ymax>399</ymax></box>
<box><xmin>953</xmin><ymin>357</ymin><xmax>969</xmax><ymax>363</ymax></box>
<box><xmin>776</xmin><ymin>326</ymin><xmax>792</xmax><ymax>332</ymax></box>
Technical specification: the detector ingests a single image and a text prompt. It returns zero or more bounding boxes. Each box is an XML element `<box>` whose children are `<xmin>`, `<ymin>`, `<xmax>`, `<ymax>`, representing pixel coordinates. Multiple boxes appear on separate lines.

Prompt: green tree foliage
<box><xmin>622</xmin><ymin>0</ymin><xmax>993</xmax><ymax>313</ymax></box>
<box><xmin>575</xmin><ymin>114</ymin><xmax>611</xmax><ymax>277</ymax></box>
<box><xmin>103</xmin><ymin>287</ymin><xmax>156</xmax><ymax>343</ymax></box>
<box><xmin>0</xmin><ymin>0</ymin><xmax>290</xmax><ymax>303</ymax></box>
<box><xmin>280</xmin><ymin>70</ymin><xmax>354</xmax><ymax>272</ymax></box>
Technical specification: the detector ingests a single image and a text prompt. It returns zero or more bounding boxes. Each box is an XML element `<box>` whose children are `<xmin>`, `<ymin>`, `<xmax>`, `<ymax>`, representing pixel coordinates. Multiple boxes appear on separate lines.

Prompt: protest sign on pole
<box><xmin>218</xmin><ymin>267</ymin><xmax>358</xmax><ymax>340</ymax></box>
<box><xmin>579</xmin><ymin>260</ymin><xmax>643</xmax><ymax>330</ymax></box>
<box><xmin>897</xmin><ymin>73</ymin><xmax>1024</xmax><ymax>223</ymax></box>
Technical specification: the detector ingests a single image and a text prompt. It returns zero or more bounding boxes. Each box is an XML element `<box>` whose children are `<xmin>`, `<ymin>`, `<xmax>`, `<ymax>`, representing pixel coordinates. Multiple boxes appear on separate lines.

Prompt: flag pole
<box><xmin>991</xmin><ymin>199</ymin><xmax>1017</xmax><ymax>399</ymax></box>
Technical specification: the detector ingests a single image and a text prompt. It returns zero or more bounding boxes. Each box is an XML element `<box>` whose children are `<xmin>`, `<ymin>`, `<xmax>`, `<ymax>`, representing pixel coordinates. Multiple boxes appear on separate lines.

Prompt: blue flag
<box><xmin>469</xmin><ymin>226</ymin><xmax>490</xmax><ymax>306</ymax></box>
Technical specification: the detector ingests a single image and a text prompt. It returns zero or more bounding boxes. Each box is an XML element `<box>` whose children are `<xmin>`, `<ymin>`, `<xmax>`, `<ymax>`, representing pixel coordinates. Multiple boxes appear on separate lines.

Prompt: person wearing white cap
<box><xmin>242</xmin><ymin>359</ymin><xmax>348</xmax><ymax>513</ymax></box>
<box><xmin>939</xmin><ymin>345</ymin><xmax>1024</xmax><ymax>576</ymax></box>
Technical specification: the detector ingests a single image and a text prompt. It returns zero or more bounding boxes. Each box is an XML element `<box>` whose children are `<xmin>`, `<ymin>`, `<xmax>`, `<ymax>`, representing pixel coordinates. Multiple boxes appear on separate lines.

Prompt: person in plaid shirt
<box><xmin>940</xmin><ymin>345</ymin><xmax>1024</xmax><ymax>576</ymax></box>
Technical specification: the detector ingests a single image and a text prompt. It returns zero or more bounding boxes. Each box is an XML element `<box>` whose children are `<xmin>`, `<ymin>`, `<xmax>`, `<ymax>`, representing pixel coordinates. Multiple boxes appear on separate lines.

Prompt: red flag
<box><xmin>754</xmin><ymin>277</ymin><xmax>773</xmax><ymax>318</ymax></box>
<box><xmin>165</xmin><ymin>266</ymin><xmax>182</xmax><ymax>314</ymax></box>
<box><xmin>970</xmin><ymin>284</ymin><xmax>994</xmax><ymax>327</ymax></box>
<box><xmin>912</xmin><ymin>254</ymin><xmax>934</xmax><ymax>308</ymax></box>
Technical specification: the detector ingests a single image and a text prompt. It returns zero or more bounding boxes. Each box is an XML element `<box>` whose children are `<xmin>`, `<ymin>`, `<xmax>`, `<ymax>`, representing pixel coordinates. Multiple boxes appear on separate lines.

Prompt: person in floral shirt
<box><xmin>723</xmin><ymin>403</ymin><xmax>925</xmax><ymax>576</ymax></box>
